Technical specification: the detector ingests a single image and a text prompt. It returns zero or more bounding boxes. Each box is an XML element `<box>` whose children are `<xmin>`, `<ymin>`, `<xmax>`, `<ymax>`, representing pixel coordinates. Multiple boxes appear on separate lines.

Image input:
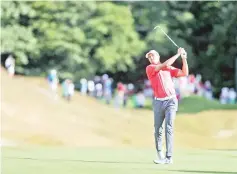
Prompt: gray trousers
<box><xmin>153</xmin><ymin>97</ymin><xmax>178</xmax><ymax>157</ymax></box>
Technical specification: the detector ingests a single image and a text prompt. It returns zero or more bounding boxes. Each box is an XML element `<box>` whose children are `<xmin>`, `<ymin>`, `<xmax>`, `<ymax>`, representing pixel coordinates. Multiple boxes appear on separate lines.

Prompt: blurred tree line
<box><xmin>1</xmin><ymin>1</ymin><xmax>237</xmax><ymax>97</ymax></box>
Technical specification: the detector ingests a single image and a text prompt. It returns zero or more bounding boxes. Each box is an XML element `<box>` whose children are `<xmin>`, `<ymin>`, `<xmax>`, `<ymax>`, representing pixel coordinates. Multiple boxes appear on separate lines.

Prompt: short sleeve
<box><xmin>169</xmin><ymin>66</ymin><xmax>179</xmax><ymax>77</ymax></box>
<box><xmin>146</xmin><ymin>65</ymin><xmax>157</xmax><ymax>79</ymax></box>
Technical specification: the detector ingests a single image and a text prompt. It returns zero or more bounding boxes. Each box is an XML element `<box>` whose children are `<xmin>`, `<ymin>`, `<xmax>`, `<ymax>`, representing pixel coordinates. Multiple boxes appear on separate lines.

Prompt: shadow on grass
<box><xmin>4</xmin><ymin>156</ymin><xmax>151</xmax><ymax>164</ymax></box>
<box><xmin>169</xmin><ymin>170</ymin><xmax>236</xmax><ymax>174</ymax></box>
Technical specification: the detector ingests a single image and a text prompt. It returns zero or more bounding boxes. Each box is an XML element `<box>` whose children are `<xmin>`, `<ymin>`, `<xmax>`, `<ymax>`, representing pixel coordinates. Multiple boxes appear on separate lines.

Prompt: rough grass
<box><xmin>1</xmin><ymin>69</ymin><xmax>237</xmax><ymax>149</ymax></box>
<box><xmin>1</xmin><ymin>69</ymin><xmax>237</xmax><ymax>174</ymax></box>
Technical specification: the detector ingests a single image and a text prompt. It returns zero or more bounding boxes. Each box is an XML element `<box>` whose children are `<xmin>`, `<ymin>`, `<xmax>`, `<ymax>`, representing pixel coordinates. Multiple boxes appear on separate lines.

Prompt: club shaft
<box><xmin>154</xmin><ymin>26</ymin><xmax>179</xmax><ymax>48</ymax></box>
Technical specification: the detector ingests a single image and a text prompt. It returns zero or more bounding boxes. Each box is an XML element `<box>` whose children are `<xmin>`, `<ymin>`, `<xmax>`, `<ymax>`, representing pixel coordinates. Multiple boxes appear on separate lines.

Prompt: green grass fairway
<box><xmin>2</xmin><ymin>147</ymin><xmax>237</xmax><ymax>174</ymax></box>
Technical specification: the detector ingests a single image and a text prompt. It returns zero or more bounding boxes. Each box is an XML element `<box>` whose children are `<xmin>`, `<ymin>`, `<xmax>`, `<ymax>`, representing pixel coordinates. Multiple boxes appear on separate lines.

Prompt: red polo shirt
<box><xmin>146</xmin><ymin>64</ymin><xmax>179</xmax><ymax>98</ymax></box>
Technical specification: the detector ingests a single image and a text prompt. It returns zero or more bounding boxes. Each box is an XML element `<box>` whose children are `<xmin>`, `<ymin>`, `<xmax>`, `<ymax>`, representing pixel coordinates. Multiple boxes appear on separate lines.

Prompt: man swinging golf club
<box><xmin>145</xmin><ymin>47</ymin><xmax>188</xmax><ymax>164</ymax></box>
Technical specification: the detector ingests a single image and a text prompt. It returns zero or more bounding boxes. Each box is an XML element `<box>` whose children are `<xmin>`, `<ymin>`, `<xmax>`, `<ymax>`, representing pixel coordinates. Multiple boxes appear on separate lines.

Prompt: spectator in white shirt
<box><xmin>5</xmin><ymin>55</ymin><xmax>15</xmax><ymax>77</ymax></box>
<box><xmin>228</xmin><ymin>88</ymin><xmax>236</xmax><ymax>104</ymax></box>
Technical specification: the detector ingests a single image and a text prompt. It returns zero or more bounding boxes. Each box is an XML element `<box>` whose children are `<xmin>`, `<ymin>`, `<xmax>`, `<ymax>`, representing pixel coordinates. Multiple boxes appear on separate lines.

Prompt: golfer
<box><xmin>145</xmin><ymin>48</ymin><xmax>188</xmax><ymax>164</ymax></box>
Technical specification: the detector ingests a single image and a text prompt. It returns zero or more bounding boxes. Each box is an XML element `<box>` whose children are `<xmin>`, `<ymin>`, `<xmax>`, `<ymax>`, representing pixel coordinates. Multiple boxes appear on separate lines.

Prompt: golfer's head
<box><xmin>145</xmin><ymin>50</ymin><xmax>160</xmax><ymax>64</ymax></box>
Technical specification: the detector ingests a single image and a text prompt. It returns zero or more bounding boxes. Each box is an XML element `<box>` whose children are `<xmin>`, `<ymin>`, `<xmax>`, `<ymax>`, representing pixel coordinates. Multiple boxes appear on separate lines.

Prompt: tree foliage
<box><xmin>1</xmin><ymin>1</ymin><xmax>236</xmax><ymax>96</ymax></box>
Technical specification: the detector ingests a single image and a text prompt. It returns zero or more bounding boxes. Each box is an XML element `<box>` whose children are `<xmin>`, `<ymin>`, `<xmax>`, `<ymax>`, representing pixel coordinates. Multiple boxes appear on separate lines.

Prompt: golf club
<box><xmin>154</xmin><ymin>25</ymin><xmax>179</xmax><ymax>48</ymax></box>
<box><xmin>154</xmin><ymin>25</ymin><xmax>187</xmax><ymax>57</ymax></box>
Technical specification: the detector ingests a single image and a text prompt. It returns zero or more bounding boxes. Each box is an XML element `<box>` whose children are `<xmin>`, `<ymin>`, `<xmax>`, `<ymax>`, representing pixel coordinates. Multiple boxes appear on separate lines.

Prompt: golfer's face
<box><xmin>149</xmin><ymin>53</ymin><xmax>160</xmax><ymax>64</ymax></box>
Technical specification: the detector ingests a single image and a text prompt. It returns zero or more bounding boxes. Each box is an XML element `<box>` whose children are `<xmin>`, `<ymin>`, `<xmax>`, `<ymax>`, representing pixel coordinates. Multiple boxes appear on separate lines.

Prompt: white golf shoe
<box><xmin>154</xmin><ymin>156</ymin><xmax>173</xmax><ymax>164</ymax></box>
<box><xmin>153</xmin><ymin>152</ymin><xmax>165</xmax><ymax>164</ymax></box>
<box><xmin>154</xmin><ymin>152</ymin><xmax>173</xmax><ymax>164</ymax></box>
<box><xmin>164</xmin><ymin>158</ymin><xmax>173</xmax><ymax>164</ymax></box>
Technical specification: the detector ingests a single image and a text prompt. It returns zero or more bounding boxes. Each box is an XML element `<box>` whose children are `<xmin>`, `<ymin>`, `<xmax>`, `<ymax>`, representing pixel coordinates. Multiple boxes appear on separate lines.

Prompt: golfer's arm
<box><xmin>155</xmin><ymin>53</ymin><xmax>180</xmax><ymax>71</ymax></box>
<box><xmin>177</xmin><ymin>58</ymin><xmax>189</xmax><ymax>77</ymax></box>
<box><xmin>155</xmin><ymin>54</ymin><xmax>181</xmax><ymax>71</ymax></box>
<box><xmin>182</xmin><ymin>58</ymin><xmax>189</xmax><ymax>76</ymax></box>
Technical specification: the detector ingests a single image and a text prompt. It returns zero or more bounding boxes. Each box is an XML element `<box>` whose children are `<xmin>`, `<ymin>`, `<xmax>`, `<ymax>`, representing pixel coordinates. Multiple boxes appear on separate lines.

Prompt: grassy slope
<box><xmin>141</xmin><ymin>95</ymin><xmax>237</xmax><ymax>114</ymax></box>
<box><xmin>1</xmin><ymin>69</ymin><xmax>237</xmax><ymax>149</ymax></box>
<box><xmin>178</xmin><ymin>96</ymin><xmax>237</xmax><ymax>113</ymax></box>
<box><xmin>2</xmin><ymin>69</ymin><xmax>237</xmax><ymax>174</ymax></box>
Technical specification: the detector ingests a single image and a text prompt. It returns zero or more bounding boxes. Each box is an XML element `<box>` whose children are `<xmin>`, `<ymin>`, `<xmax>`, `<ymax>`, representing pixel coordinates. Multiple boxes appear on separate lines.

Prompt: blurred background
<box><xmin>1</xmin><ymin>1</ymin><xmax>237</xmax><ymax>174</ymax></box>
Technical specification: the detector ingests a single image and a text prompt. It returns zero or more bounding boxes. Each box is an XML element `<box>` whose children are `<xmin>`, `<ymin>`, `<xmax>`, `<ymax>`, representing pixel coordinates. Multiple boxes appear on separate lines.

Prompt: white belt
<box><xmin>154</xmin><ymin>95</ymin><xmax>176</xmax><ymax>101</ymax></box>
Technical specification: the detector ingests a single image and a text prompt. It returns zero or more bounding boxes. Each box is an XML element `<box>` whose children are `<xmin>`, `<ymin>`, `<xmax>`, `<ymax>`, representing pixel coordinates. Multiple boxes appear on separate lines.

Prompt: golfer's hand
<box><xmin>181</xmin><ymin>49</ymin><xmax>187</xmax><ymax>59</ymax></box>
<box><xmin>177</xmin><ymin>48</ymin><xmax>183</xmax><ymax>55</ymax></box>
